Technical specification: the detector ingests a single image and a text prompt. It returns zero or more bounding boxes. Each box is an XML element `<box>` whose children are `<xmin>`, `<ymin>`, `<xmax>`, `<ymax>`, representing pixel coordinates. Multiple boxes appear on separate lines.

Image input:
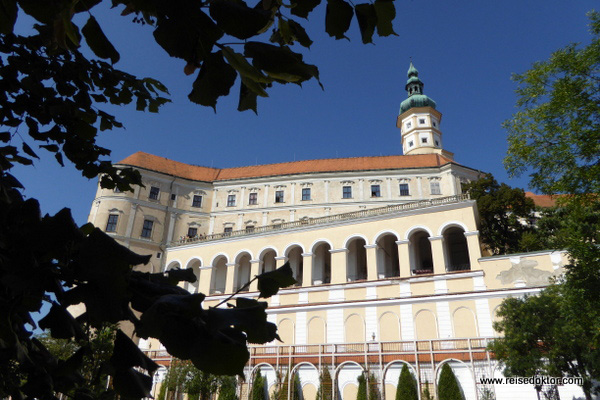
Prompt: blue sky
<box><xmin>11</xmin><ymin>0</ymin><xmax>598</xmax><ymax>225</ymax></box>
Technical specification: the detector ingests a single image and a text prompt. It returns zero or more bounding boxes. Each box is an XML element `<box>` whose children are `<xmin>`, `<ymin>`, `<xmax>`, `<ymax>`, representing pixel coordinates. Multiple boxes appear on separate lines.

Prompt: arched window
<box><xmin>235</xmin><ymin>253</ymin><xmax>252</xmax><ymax>292</ymax></box>
<box><xmin>409</xmin><ymin>230</ymin><xmax>433</xmax><ymax>274</ymax></box>
<box><xmin>210</xmin><ymin>256</ymin><xmax>228</xmax><ymax>294</ymax></box>
<box><xmin>286</xmin><ymin>246</ymin><xmax>304</xmax><ymax>286</ymax></box>
<box><xmin>260</xmin><ymin>250</ymin><xmax>277</xmax><ymax>274</ymax></box>
<box><xmin>443</xmin><ymin>227</ymin><xmax>471</xmax><ymax>271</ymax></box>
<box><xmin>312</xmin><ymin>243</ymin><xmax>331</xmax><ymax>285</ymax></box>
<box><xmin>376</xmin><ymin>234</ymin><xmax>400</xmax><ymax>278</ymax></box>
<box><xmin>185</xmin><ymin>259</ymin><xmax>202</xmax><ymax>293</ymax></box>
<box><xmin>346</xmin><ymin>238</ymin><xmax>367</xmax><ymax>281</ymax></box>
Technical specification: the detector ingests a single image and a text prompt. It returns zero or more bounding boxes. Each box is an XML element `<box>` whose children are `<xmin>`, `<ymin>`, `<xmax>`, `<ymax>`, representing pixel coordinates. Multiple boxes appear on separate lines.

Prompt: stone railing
<box><xmin>169</xmin><ymin>194</ymin><xmax>470</xmax><ymax>247</ymax></box>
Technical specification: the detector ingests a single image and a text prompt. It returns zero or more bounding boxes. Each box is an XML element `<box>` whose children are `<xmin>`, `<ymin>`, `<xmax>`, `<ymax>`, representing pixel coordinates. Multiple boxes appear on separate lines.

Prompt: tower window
<box><xmin>408</xmin><ymin>141</ymin><xmax>414</xmax><ymax>147</ymax></box>
<box><xmin>275</xmin><ymin>190</ymin><xmax>284</xmax><ymax>203</ymax></box>
<box><xmin>106</xmin><ymin>214</ymin><xmax>118</xmax><ymax>232</ymax></box>
<box><xmin>371</xmin><ymin>185</ymin><xmax>381</xmax><ymax>197</ymax></box>
<box><xmin>435</xmin><ymin>140</ymin><xmax>440</xmax><ymax>146</ymax></box>
<box><xmin>430</xmin><ymin>182</ymin><xmax>441</xmax><ymax>195</ymax></box>
<box><xmin>342</xmin><ymin>186</ymin><xmax>352</xmax><ymax>199</ymax></box>
<box><xmin>419</xmin><ymin>118</ymin><xmax>425</xmax><ymax>124</ymax></box>
<box><xmin>399</xmin><ymin>184</ymin><xmax>410</xmax><ymax>196</ymax></box>
<box><xmin>422</xmin><ymin>138</ymin><xmax>428</xmax><ymax>143</ymax></box>
<box><xmin>141</xmin><ymin>220</ymin><xmax>153</xmax><ymax>238</ymax></box>
<box><xmin>192</xmin><ymin>195</ymin><xmax>203</xmax><ymax>208</ymax></box>
<box><xmin>406</xmin><ymin>122</ymin><xmax>412</xmax><ymax>129</ymax></box>
<box><xmin>302</xmin><ymin>188</ymin><xmax>311</xmax><ymax>201</ymax></box>
<box><xmin>149</xmin><ymin>186</ymin><xmax>160</xmax><ymax>200</ymax></box>
<box><xmin>227</xmin><ymin>194</ymin><xmax>236</xmax><ymax>207</ymax></box>
<box><xmin>248</xmin><ymin>192</ymin><xmax>258</xmax><ymax>205</ymax></box>
<box><xmin>187</xmin><ymin>227</ymin><xmax>198</xmax><ymax>237</ymax></box>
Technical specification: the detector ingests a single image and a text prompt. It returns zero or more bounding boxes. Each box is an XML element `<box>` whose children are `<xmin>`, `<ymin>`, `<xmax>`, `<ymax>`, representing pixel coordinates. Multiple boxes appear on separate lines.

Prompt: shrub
<box><xmin>437</xmin><ymin>364</ymin><xmax>464</xmax><ymax>400</ymax></box>
<box><xmin>395</xmin><ymin>364</ymin><xmax>418</xmax><ymax>400</ymax></box>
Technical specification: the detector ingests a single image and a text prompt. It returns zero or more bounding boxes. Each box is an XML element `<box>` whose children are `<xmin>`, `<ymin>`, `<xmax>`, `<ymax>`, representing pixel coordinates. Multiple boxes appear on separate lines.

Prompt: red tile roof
<box><xmin>525</xmin><ymin>192</ymin><xmax>559</xmax><ymax>207</ymax></box>
<box><xmin>117</xmin><ymin>152</ymin><xmax>456</xmax><ymax>182</ymax></box>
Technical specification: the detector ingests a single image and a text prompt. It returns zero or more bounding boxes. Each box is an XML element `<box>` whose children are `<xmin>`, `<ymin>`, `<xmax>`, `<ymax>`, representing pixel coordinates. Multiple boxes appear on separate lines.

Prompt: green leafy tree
<box><xmin>462</xmin><ymin>173</ymin><xmax>537</xmax><ymax>254</ymax></box>
<box><xmin>251</xmin><ymin>372</ymin><xmax>266</xmax><ymax>400</ymax></box>
<box><xmin>316</xmin><ymin>368</ymin><xmax>333</xmax><ymax>400</ymax></box>
<box><xmin>421</xmin><ymin>380</ymin><xmax>433</xmax><ymax>400</ymax></box>
<box><xmin>504</xmin><ymin>11</ymin><xmax>600</xmax><ymax>196</ymax></box>
<box><xmin>368</xmin><ymin>373</ymin><xmax>380</xmax><ymax>400</ymax></box>
<box><xmin>395</xmin><ymin>364</ymin><xmax>418</xmax><ymax>400</ymax></box>
<box><xmin>275</xmin><ymin>371</ymin><xmax>288</xmax><ymax>400</ymax></box>
<box><xmin>292</xmin><ymin>372</ymin><xmax>301</xmax><ymax>400</ymax></box>
<box><xmin>437</xmin><ymin>364</ymin><xmax>464</xmax><ymax>400</ymax></box>
<box><xmin>218</xmin><ymin>376</ymin><xmax>239</xmax><ymax>400</ymax></box>
<box><xmin>357</xmin><ymin>373</ymin><xmax>367</xmax><ymax>400</ymax></box>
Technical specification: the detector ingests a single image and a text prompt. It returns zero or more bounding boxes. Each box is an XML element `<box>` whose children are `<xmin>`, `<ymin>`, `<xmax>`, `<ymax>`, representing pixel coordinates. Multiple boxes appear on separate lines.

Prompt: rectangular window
<box><xmin>105</xmin><ymin>214</ymin><xmax>118</xmax><ymax>232</ymax></box>
<box><xmin>399</xmin><ymin>183</ymin><xmax>410</xmax><ymax>196</ymax></box>
<box><xmin>227</xmin><ymin>194</ymin><xmax>236</xmax><ymax>207</ymax></box>
<box><xmin>149</xmin><ymin>186</ymin><xmax>160</xmax><ymax>200</ymax></box>
<box><xmin>430</xmin><ymin>181</ymin><xmax>441</xmax><ymax>195</ymax></box>
<box><xmin>141</xmin><ymin>220</ymin><xmax>153</xmax><ymax>238</ymax></box>
<box><xmin>371</xmin><ymin>185</ymin><xmax>381</xmax><ymax>197</ymax></box>
<box><xmin>224</xmin><ymin>227</ymin><xmax>233</xmax><ymax>236</ymax></box>
<box><xmin>170</xmin><ymin>193</ymin><xmax>177</xmax><ymax>201</ymax></box>
<box><xmin>275</xmin><ymin>190</ymin><xmax>284</xmax><ymax>203</ymax></box>
<box><xmin>187</xmin><ymin>227</ymin><xmax>198</xmax><ymax>237</ymax></box>
<box><xmin>246</xmin><ymin>225</ymin><xmax>255</xmax><ymax>233</ymax></box>
<box><xmin>192</xmin><ymin>195</ymin><xmax>203</xmax><ymax>208</ymax></box>
<box><xmin>248</xmin><ymin>192</ymin><xmax>258</xmax><ymax>205</ymax></box>
<box><xmin>302</xmin><ymin>188</ymin><xmax>311</xmax><ymax>201</ymax></box>
<box><xmin>342</xmin><ymin>186</ymin><xmax>352</xmax><ymax>199</ymax></box>
<box><xmin>408</xmin><ymin>141</ymin><xmax>414</xmax><ymax>147</ymax></box>
<box><xmin>421</xmin><ymin>137</ymin><xmax>428</xmax><ymax>143</ymax></box>
<box><xmin>419</xmin><ymin>118</ymin><xmax>426</xmax><ymax>124</ymax></box>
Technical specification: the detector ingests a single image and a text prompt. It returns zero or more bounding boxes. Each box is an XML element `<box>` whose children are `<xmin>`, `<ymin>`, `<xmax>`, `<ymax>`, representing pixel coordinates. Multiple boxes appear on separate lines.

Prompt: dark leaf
<box><xmin>245</xmin><ymin>42</ymin><xmax>321</xmax><ymax>85</ymax></box>
<box><xmin>288</xmin><ymin>20</ymin><xmax>313</xmax><ymax>48</ymax></box>
<box><xmin>39</xmin><ymin>144</ymin><xmax>59</xmax><ymax>152</ymax></box>
<box><xmin>0</xmin><ymin>0</ymin><xmax>18</xmax><ymax>34</ymax></box>
<box><xmin>354</xmin><ymin>3</ymin><xmax>377</xmax><ymax>44</ymax></box>
<box><xmin>209</xmin><ymin>0</ymin><xmax>271</xmax><ymax>40</ymax></box>
<box><xmin>82</xmin><ymin>16</ymin><xmax>120</xmax><ymax>64</ymax></box>
<box><xmin>238</xmin><ymin>82</ymin><xmax>258</xmax><ymax>113</ymax></box>
<box><xmin>38</xmin><ymin>302</ymin><xmax>86</xmax><ymax>340</ymax></box>
<box><xmin>166</xmin><ymin>267</ymin><xmax>197</xmax><ymax>285</ymax></box>
<box><xmin>325</xmin><ymin>0</ymin><xmax>353</xmax><ymax>40</ymax></box>
<box><xmin>0</xmin><ymin>131</ymin><xmax>11</xmax><ymax>142</ymax></box>
<box><xmin>207</xmin><ymin>304</ymin><xmax>278</xmax><ymax>344</ymax></box>
<box><xmin>55</xmin><ymin>152</ymin><xmax>64</xmax><ymax>166</ymax></box>
<box><xmin>110</xmin><ymin>330</ymin><xmax>158</xmax><ymax>374</ymax></box>
<box><xmin>373</xmin><ymin>0</ymin><xmax>397</xmax><ymax>37</ymax></box>
<box><xmin>113</xmin><ymin>368</ymin><xmax>153</xmax><ymax>398</ymax></box>
<box><xmin>188</xmin><ymin>51</ymin><xmax>237</xmax><ymax>110</ymax></box>
<box><xmin>256</xmin><ymin>261</ymin><xmax>297</xmax><ymax>298</ymax></box>
<box><xmin>22</xmin><ymin>142</ymin><xmax>39</xmax><ymax>159</ymax></box>
<box><xmin>290</xmin><ymin>0</ymin><xmax>321</xmax><ymax>19</ymax></box>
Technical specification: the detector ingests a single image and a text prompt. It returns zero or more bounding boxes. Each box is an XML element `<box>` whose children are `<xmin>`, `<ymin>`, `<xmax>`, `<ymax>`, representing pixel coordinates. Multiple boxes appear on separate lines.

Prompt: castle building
<box><xmin>88</xmin><ymin>64</ymin><xmax>583</xmax><ymax>400</ymax></box>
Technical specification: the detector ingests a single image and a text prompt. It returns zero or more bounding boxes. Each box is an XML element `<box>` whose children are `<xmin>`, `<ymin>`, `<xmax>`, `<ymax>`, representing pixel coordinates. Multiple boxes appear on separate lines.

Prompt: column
<box><xmin>359</xmin><ymin>178</ymin><xmax>364</xmax><ymax>200</ymax></box>
<box><xmin>464</xmin><ymin>231</ymin><xmax>482</xmax><ymax>268</ymax></box>
<box><xmin>199</xmin><ymin>266</ymin><xmax>213</xmax><ymax>294</ymax></box>
<box><xmin>225</xmin><ymin>262</ymin><xmax>236</xmax><ymax>293</ymax></box>
<box><xmin>364</xmin><ymin>244</ymin><xmax>378</xmax><ymax>281</ymax></box>
<box><xmin>240</xmin><ymin>186</ymin><xmax>246</xmax><ymax>206</ymax></box>
<box><xmin>301</xmin><ymin>252</ymin><xmax>313</xmax><ymax>286</ymax></box>
<box><xmin>125</xmin><ymin>203</ymin><xmax>138</xmax><ymax>238</ymax></box>
<box><xmin>210</xmin><ymin>189</ymin><xmax>218</xmax><ymax>212</ymax></box>
<box><xmin>89</xmin><ymin>200</ymin><xmax>100</xmax><ymax>225</ymax></box>
<box><xmin>263</xmin><ymin>184</ymin><xmax>270</xmax><ymax>205</ymax></box>
<box><xmin>396</xmin><ymin>240</ymin><xmax>411</xmax><ymax>277</ymax></box>
<box><xmin>416</xmin><ymin>177</ymin><xmax>423</xmax><ymax>198</ymax></box>
<box><xmin>275</xmin><ymin>256</ymin><xmax>287</xmax><ymax>268</ymax></box>
<box><xmin>386</xmin><ymin>178</ymin><xmax>392</xmax><ymax>200</ymax></box>
<box><xmin>429</xmin><ymin>236</ymin><xmax>446</xmax><ymax>275</ymax></box>
<box><xmin>290</xmin><ymin>182</ymin><xmax>296</xmax><ymax>205</ymax></box>
<box><xmin>329</xmin><ymin>248</ymin><xmax>348</xmax><ymax>284</ymax></box>
<box><xmin>166</xmin><ymin>212</ymin><xmax>178</xmax><ymax>243</ymax></box>
<box><xmin>324</xmin><ymin>180</ymin><xmax>329</xmax><ymax>203</ymax></box>
<box><xmin>289</xmin><ymin>209</ymin><xmax>296</xmax><ymax>222</ymax></box>
<box><xmin>249</xmin><ymin>260</ymin><xmax>261</xmax><ymax>291</ymax></box>
<box><xmin>262</xmin><ymin>211</ymin><xmax>269</xmax><ymax>226</ymax></box>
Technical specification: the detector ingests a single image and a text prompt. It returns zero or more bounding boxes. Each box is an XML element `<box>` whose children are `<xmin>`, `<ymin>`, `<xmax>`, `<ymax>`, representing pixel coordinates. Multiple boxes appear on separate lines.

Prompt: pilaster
<box><xmin>225</xmin><ymin>262</ymin><xmax>236</xmax><ymax>294</ymax></box>
<box><xmin>275</xmin><ymin>256</ymin><xmax>287</xmax><ymax>268</ymax></box>
<box><xmin>249</xmin><ymin>260</ymin><xmax>261</xmax><ymax>291</ymax></box>
<box><xmin>302</xmin><ymin>252</ymin><xmax>313</xmax><ymax>286</ymax></box>
<box><xmin>429</xmin><ymin>236</ymin><xmax>446</xmax><ymax>274</ymax></box>
<box><xmin>329</xmin><ymin>248</ymin><xmax>348</xmax><ymax>284</ymax></box>
<box><xmin>396</xmin><ymin>240</ymin><xmax>411</xmax><ymax>277</ymax></box>
<box><xmin>464</xmin><ymin>230</ymin><xmax>482</xmax><ymax>268</ymax></box>
<box><xmin>364</xmin><ymin>244</ymin><xmax>378</xmax><ymax>281</ymax></box>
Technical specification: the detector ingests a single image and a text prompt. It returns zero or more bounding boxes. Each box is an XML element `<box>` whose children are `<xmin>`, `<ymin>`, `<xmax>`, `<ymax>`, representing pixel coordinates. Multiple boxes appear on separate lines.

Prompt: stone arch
<box><xmin>233</xmin><ymin>248</ymin><xmax>254</xmax><ymax>262</ymax></box>
<box><xmin>285</xmin><ymin>244</ymin><xmax>304</xmax><ymax>286</ymax></box>
<box><xmin>165</xmin><ymin>260</ymin><xmax>182</xmax><ymax>272</ymax></box>
<box><xmin>346</xmin><ymin>236</ymin><xmax>367</xmax><ymax>282</ymax></box>
<box><xmin>376</xmin><ymin>233</ymin><xmax>400</xmax><ymax>278</ymax></box>
<box><xmin>373</xmin><ymin>229</ymin><xmax>401</xmax><ymax>245</ymax></box>
<box><xmin>414</xmin><ymin>309</ymin><xmax>438</xmax><ymax>340</ymax></box>
<box><xmin>383</xmin><ymin>361</ymin><xmax>418</xmax><ymax>400</ymax></box>
<box><xmin>291</xmin><ymin>362</ymin><xmax>320</xmax><ymax>400</ymax></box>
<box><xmin>251</xmin><ymin>363</ymin><xmax>278</xmax><ymax>398</ymax></box>
<box><xmin>435</xmin><ymin>359</ymin><xmax>476</xmax><ymax>400</ymax></box>
<box><xmin>335</xmin><ymin>362</ymin><xmax>364</xmax><ymax>400</ymax></box>
<box><xmin>307</xmin><ymin>316</ymin><xmax>327</xmax><ymax>344</ymax></box>
<box><xmin>210</xmin><ymin>254</ymin><xmax>228</xmax><ymax>294</ymax></box>
<box><xmin>378</xmin><ymin>311</ymin><xmax>400</xmax><ymax>342</ymax></box>
<box><xmin>312</xmin><ymin>242</ymin><xmax>331</xmax><ymax>285</ymax></box>
<box><xmin>309</xmin><ymin>238</ymin><xmax>334</xmax><ymax>251</ymax></box>
<box><xmin>408</xmin><ymin>229</ymin><xmax>433</xmax><ymax>274</ymax></box>
<box><xmin>343</xmin><ymin>234</ymin><xmax>369</xmax><ymax>249</ymax></box>
<box><xmin>259</xmin><ymin>247</ymin><xmax>277</xmax><ymax>274</ymax></box>
<box><xmin>437</xmin><ymin>221</ymin><xmax>470</xmax><ymax>237</ymax></box>
<box><xmin>277</xmin><ymin>318</ymin><xmax>295</xmax><ymax>345</ymax></box>
<box><xmin>234</xmin><ymin>251</ymin><xmax>252</xmax><ymax>292</ymax></box>
<box><xmin>344</xmin><ymin>313</ymin><xmax>365</xmax><ymax>343</ymax></box>
<box><xmin>443</xmin><ymin>226</ymin><xmax>471</xmax><ymax>272</ymax></box>
<box><xmin>184</xmin><ymin>258</ymin><xmax>202</xmax><ymax>293</ymax></box>
<box><xmin>404</xmin><ymin>225</ymin><xmax>434</xmax><ymax>240</ymax></box>
<box><xmin>452</xmin><ymin>307</ymin><xmax>478</xmax><ymax>338</ymax></box>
